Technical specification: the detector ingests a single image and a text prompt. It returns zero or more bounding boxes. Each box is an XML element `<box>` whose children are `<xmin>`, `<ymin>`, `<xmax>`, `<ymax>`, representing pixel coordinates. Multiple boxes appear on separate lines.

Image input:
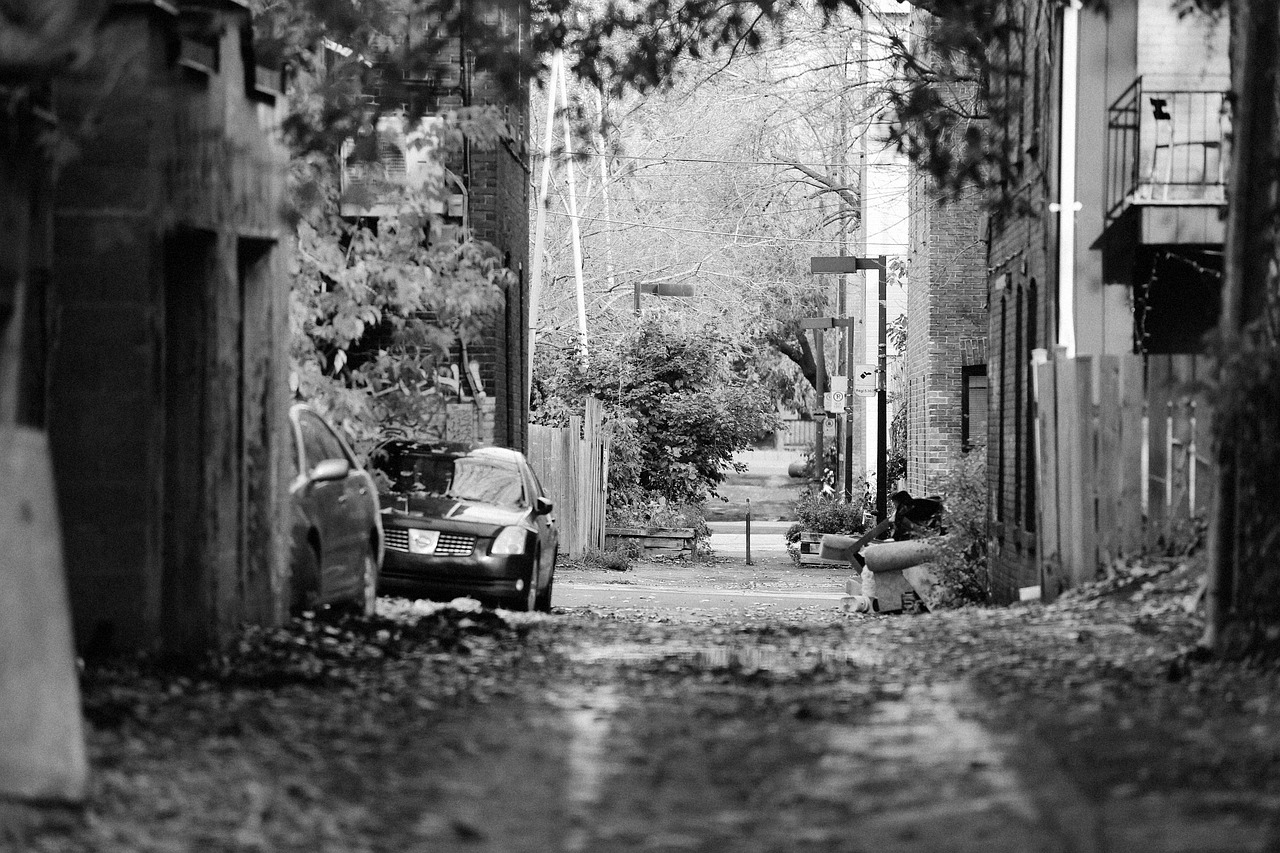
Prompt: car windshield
<box><xmin>376</xmin><ymin>450</ymin><xmax>525</xmax><ymax>507</ymax></box>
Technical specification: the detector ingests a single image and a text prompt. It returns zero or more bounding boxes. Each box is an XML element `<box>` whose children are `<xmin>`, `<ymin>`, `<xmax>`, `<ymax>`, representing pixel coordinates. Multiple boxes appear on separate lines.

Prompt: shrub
<box><xmin>924</xmin><ymin>448</ymin><xmax>989</xmax><ymax>608</ymax></box>
<box><xmin>533</xmin><ymin>310</ymin><xmax>778</xmax><ymax>508</ymax></box>
<box><xmin>784</xmin><ymin>489</ymin><xmax>868</xmax><ymax>565</ymax></box>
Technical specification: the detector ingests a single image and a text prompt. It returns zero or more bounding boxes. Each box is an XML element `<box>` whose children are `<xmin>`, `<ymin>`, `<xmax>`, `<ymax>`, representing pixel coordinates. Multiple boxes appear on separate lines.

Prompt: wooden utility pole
<box><xmin>556</xmin><ymin>58</ymin><xmax>589</xmax><ymax>366</ymax></box>
<box><xmin>526</xmin><ymin>51</ymin><xmax>561</xmax><ymax>405</ymax></box>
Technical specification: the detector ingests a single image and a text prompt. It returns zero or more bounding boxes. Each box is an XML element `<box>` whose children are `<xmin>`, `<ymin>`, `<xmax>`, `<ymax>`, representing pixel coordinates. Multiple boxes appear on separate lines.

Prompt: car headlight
<box><xmin>491</xmin><ymin>526</ymin><xmax>527</xmax><ymax>555</ymax></box>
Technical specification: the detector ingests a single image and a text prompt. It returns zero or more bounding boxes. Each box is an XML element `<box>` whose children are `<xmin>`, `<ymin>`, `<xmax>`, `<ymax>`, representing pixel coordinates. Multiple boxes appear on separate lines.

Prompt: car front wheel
<box><xmin>535</xmin><ymin>570</ymin><xmax>554</xmax><ymax>613</ymax></box>
<box><xmin>507</xmin><ymin>560</ymin><xmax>539</xmax><ymax>612</ymax></box>
<box><xmin>535</xmin><ymin>548</ymin><xmax>556</xmax><ymax>612</ymax></box>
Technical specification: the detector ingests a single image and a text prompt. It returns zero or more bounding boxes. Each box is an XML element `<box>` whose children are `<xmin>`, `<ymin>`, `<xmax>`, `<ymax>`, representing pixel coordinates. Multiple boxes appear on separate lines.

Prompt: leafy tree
<box><xmin>288</xmin><ymin>158</ymin><xmax>513</xmax><ymax>450</ymax></box>
<box><xmin>533</xmin><ymin>309</ymin><xmax>778</xmax><ymax>509</ymax></box>
<box><xmin>531</xmin><ymin>16</ymin><xmax>893</xmax><ymax>416</ymax></box>
<box><xmin>248</xmin><ymin>2</ymin><xmax>518</xmax><ymax>448</ymax></box>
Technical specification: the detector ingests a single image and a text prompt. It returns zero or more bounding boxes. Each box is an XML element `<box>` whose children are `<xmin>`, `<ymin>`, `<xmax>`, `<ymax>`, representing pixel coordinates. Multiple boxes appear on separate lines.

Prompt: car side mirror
<box><xmin>534</xmin><ymin>496</ymin><xmax>554</xmax><ymax>516</ymax></box>
<box><xmin>310</xmin><ymin>458</ymin><xmax>350</xmax><ymax>483</ymax></box>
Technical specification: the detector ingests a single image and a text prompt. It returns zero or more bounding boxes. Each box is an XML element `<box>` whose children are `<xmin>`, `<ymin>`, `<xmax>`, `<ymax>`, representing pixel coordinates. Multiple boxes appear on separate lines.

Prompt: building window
<box><xmin>962</xmin><ymin>365</ymin><xmax>988</xmax><ymax>453</ymax></box>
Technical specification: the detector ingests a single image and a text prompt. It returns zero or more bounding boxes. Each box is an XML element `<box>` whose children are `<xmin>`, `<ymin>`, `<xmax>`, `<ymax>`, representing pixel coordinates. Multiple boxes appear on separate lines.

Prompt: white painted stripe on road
<box><xmin>562</xmin><ymin>583</ymin><xmax>846</xmax><ymax>601</ymax></box>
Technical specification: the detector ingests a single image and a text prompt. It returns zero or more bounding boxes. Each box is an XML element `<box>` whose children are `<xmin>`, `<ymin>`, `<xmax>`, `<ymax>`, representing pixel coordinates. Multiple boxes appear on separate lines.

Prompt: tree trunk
<box><xmin>1203</xmin><ymin>0</ymin><xmax>1280</xmax><ymax>654</ymax></box>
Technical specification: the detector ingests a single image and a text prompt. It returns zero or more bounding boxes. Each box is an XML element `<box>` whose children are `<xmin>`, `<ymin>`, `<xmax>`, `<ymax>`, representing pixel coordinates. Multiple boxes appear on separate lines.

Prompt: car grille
<box><xmin>385</xmin><ymin>528</ymin><xmax>409</xmax><ymax>552</ymax></box>
<box><xmin>383</xmin><ymin>526</ymin><xmax>475</xmax><ymax>556</ymax></box>
<box><xmin>435</xmin><ymin>533</ymin><xmax>476</xmax><ymax>556</ymax></box>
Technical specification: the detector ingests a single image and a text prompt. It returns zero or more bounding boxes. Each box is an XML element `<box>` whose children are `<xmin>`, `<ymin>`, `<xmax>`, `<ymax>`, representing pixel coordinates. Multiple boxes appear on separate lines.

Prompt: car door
<box><xmin>525</xmin><ymin>462</ymin><xmax>558</xmax><ymax>569</ymax></box>
<box><xmin>297</xmin><ymin>410</ymin><xmax>364</xmax><ymax>600</ymax></box>
<box><xmin>327</xmin><ymin>421</ymin><xmax>380</xmax><ymax>599</ymax></box>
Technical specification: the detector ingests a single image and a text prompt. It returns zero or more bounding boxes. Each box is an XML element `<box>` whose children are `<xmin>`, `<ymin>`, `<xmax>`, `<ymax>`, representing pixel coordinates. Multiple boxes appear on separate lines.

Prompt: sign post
<box><xmin>801</xmin><ymin>317</ymin><xmax>852</xmax><ymax>491</ymax></box>
<box><xmin>810</xmin><ymin>256</ymin><xmax>888</xmax><ymax>519</ymax></box>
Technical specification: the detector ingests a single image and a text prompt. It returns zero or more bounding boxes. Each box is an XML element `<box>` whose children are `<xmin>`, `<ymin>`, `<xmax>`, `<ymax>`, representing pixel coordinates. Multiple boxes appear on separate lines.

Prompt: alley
<box><xmin>14</xmin><ymin>553</ymin><xmax>1280</xmax><ymax>853</ymax></box>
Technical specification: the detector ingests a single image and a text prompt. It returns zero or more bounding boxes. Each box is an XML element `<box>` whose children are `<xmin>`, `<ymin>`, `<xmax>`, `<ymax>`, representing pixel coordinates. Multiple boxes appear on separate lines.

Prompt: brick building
<box><xmin>904</xmin><ymin>174</ymin><xmax>988</xmax><ymax>495</ymax></box>
<box><xmin>982</xmin><ymin>0</ymin><xmax>1228</xmax><ymax>602</ymax></box>
<box><xmin>39</xmin><ymin>0</ymin><xmax>291</xmax><ymax>652</ymax></box>
<box><xmin>340</xmin><ymin>1</ymin><xmax>531</xmax><ymax>450</ymax></box>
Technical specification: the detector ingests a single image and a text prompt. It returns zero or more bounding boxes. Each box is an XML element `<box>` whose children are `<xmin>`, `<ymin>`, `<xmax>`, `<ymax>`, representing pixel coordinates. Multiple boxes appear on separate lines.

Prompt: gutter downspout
<box><xmin>1055</xmin><ymin>0</ymin><xmax>1082</xmax><ymax>357</ymax></box>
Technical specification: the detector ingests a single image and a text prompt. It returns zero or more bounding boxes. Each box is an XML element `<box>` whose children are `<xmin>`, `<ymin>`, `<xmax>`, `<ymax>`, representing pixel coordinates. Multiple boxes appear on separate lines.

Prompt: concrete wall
<box><xmin>48</xmin><ymin>2</ymin><xmax>289</xmax><ymax>653</ymax></box>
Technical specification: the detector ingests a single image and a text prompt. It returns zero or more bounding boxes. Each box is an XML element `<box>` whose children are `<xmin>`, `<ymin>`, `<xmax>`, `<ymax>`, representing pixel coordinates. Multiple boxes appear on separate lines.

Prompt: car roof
<box><xmin>372</xmin><ymin>438</ymin><xmax>526</xmax><ymax>466</ymax></box>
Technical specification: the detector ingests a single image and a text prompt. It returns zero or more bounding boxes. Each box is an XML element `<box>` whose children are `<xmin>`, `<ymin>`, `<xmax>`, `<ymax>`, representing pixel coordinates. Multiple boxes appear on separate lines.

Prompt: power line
<box><xmin>545</xmin><ymin>208</ymin><xmax>907</xmax><ymax>249</ymax></box>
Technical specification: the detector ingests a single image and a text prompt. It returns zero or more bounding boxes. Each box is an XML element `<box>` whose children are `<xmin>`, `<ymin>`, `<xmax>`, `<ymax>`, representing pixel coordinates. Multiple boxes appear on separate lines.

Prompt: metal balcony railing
<box><xmin>1106</xmin><ymin>77</ymin><xmax>1228</xmax><ymax>222</ymax></box>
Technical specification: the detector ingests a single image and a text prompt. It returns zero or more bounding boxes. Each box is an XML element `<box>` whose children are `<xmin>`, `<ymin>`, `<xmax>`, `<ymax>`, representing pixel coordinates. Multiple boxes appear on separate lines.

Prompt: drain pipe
<box><xmin>1054</xmin><ymin>0</ymin><xmax>1082</xmax><ymax>357</ymax></box>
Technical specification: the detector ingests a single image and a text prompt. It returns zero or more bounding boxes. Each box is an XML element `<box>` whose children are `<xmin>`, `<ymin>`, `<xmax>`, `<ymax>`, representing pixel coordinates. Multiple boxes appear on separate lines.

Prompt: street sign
<box><xmin>853</xmin><ymin>364</ymin><xmax>878</xmax><ymax>397</ymax></box>
<box><xmin>811</xmin><ymin>256</ymin><xmax>884</xmax><ymax>274</ymax></box>
<box><xmin>800</xmin><ymin>316</ymin><xmax>853</xmax><ymax>329</ymax></box>
<box><xmin>823</xmin><ymin>416</ymin><xmax>837</xmax><ymax>437</ymax></box>
<box><xmin>824</xmin><ymin>390</ymin><xmax>847</xmax><ymax>414</ymax></box>
<box><xmin>637</xmin><ymin>282</ymin><xmax>696</xmax><ymax>297</ymax></box>
<box><xmin>829</xmin><ymin>375</ymin><xmax>848</xmax><ymax>394</ymax></box>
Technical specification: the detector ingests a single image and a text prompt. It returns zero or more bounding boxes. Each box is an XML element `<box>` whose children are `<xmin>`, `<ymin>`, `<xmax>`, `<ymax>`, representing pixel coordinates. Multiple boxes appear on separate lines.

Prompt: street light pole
<box><xmin>875</xmin><ymin>254</ymin><xmax>888</xmax><ymax>522</ymax></box>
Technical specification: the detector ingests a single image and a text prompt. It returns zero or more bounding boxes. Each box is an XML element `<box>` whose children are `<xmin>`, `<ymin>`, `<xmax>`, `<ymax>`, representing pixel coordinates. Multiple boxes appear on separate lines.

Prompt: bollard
<box><xmin>745</xmin><ymin>498</ymin><xmax>752</xmax><ymax>566</ymax></box>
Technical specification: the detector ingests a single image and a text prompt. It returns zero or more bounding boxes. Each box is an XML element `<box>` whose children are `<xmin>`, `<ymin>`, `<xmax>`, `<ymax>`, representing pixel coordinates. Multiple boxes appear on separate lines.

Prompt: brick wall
<box><xmin>986</xmin><ymin>208</ymin><xmax>1052</xmax><ymax>604</ymax></box>
<box><xmin>465</xmin><ymin>96</ymin><xmax>530</xmax><ymax>450</ymax></box>
<box><xmin>902</xmin><ymin>12</ymin><xmax>988</xmax><ymax>501</ymax></box>
<box><xmin>905</xmin><ymin>176</ymin><xmax>987</xmax><ymax>497</ymax></box>
<box><xmin>433</xmin><ymin>1</ymin><xmax>530</xmax><ymax>451</ymax></box>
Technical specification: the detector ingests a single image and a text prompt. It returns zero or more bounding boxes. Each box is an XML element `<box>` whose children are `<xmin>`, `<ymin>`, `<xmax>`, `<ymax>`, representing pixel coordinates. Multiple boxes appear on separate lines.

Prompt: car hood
<box><xmin>380</xmin><ymin>493</ymin><xmax>531</xmax><ymax>529</ymax></box>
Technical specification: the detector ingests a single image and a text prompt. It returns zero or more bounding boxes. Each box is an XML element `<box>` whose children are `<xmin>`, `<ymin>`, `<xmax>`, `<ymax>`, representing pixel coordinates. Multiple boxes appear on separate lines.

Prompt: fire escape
<box><xmin>1094</xmin><ymin>77</ymin><xmax>1228</xmax><ymax>354</ymax></box>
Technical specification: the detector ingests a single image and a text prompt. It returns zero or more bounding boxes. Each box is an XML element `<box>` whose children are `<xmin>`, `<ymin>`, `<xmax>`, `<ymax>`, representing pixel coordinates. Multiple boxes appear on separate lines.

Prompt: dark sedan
<box><xmin>371</xmin><ymin>439</ymin><xmax>558</xmax><ymax>611</ymax></box>
<box><xmin>288</xmin><ymin>404</ymin><xmax>383</xmax><ymax>615</ymax></box>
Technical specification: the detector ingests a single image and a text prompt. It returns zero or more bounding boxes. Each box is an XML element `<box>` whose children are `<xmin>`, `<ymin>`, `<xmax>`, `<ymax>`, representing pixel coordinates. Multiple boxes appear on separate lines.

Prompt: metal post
<box><xmin>844</xmin><ymin>301</ymin><xmax>856</xmax><ymax>503</ymax></box>
<box><xmin>813</xmin><ymin>328</ymin><xmax>825</xmax><ymax>491</ymax></box>
<box><xmin>876</xmin><ymin>255</ymin><xmax>888</xmax><ymax>521</ymax></box>
<box><xmin>745</xmin><ymin>498</ymin><xmax>753</xmax><ymax>566</ymax></box>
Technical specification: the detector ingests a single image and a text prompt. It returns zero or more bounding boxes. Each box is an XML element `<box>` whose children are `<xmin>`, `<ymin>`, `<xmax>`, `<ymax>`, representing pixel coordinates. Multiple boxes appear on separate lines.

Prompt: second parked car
<box><xmin>287</xmin><ymin>404</ymin><xmax>383</xmax><ymax>615</ymax></box>
<box><xmin>370</xmin><ymin>438</ymin><xmax>558</xmax><ymax>611</ymax></box>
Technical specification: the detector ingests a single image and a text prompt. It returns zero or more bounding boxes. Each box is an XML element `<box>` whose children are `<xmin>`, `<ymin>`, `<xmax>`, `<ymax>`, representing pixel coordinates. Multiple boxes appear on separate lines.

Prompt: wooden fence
<box><xmin>1034</xmin><ymin>350</ymin><xmax>1212</xmax><ymax>599</ymax></box>
<box><xmin>527</xmin><ymin>398</ymin><xmax>611</xmax><ymax>559</ymax></box>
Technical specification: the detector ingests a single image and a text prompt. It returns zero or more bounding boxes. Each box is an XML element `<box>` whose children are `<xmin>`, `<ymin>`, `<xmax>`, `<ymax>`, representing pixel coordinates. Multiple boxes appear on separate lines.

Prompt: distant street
<box><xmin>557</xmin><ymin>520</ymin><xmax>849</xmax><ymax>611</ymax></box>
<box><xmin>554</xmin><ymin>582</ymin><xmax>845</xmax><ymax>611</ymax></box>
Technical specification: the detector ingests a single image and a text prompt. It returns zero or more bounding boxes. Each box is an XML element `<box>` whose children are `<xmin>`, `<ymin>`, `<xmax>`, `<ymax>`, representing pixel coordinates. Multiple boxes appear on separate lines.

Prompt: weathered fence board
<box><xmin>1034</xmin><ymin>351</ymin><xmax>1212</xmax><ymax>599</ymax></box>
<box><xmin>1096</xmin><ymin>356</ymin><xmax>1122</xmax><ymax>570</ymax></box>
<box><xmin>527</xmin><ymin>400</ymin><xmax>610</xmax><ymax>560</ymax></box>
<box><xmin>1033</xmin><ymin>358</ymin><xmax>1062</xmax><ymax>594</ymax></box>
<box><xmin>1118</xmin><ymin>355</ymin><xmax>1146</xmax><ymax>555</ymax></box>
